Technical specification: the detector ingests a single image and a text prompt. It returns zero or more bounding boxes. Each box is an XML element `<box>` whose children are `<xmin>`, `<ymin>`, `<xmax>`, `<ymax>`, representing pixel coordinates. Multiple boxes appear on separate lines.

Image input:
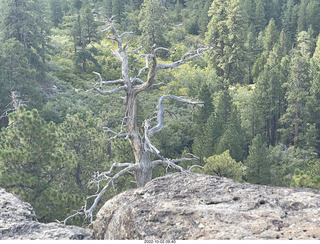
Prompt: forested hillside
<box><xmin>1</xmin><ymin>0</ymin><xmax>320</xmax><ymax>225</ymax></box>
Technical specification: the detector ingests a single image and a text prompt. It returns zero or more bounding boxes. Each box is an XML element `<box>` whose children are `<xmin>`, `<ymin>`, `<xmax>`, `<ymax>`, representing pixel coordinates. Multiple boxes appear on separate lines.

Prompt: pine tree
<box><xmin>0</xmin><ymin>107</ymin><xmax>68</xmax><ymax>222</ymax></box>
<box><xmin>282</xmin><ymin>0</ymin><xmax>299</xmax><ymax>42</ymax></box>
<box><xmin>242</xmin><ymin>0</ymin><xmax>255</xmax><ymax>25</ymax></box>
<box><xmin>279</xmin><ymin>29</ymin><xmax>291</xmax><ymax>55</ymax></box>
<box><xmin>245</xmin><ymin>134</ymin><xmax>271</xmax><ymax>185</ymax></box>
<box><xmin>213</xmin><ymin>90</ymin><xmax>247</xmax><ymax>162</ymax></box>
<box><xmin>245</xmin><ymin>24</ymin><xmax>260</xmax><ymax>84</ymax></box>
<box><xmin>0</xmin><ymin>39</ymin><xmax>43</xmax><ymax>110</ymax></box>
<box><xmin>57</xmin><ymin>112</ymin><xmax>109</xmax><ymax>195</ymax></box>
<box><xmin>263</xmin><ymin>18</ymin><xmax>279</xmax><ymax>53</ymax></box>
<box><xmin>72</xmin><ymin>5</ymin><xmax>99</xmax><ymax>72</ymax></box>
<box><xmin>215</xmin><ymin>90</ymin><xmax>233</xmax><ymax>128</ymax></box>
<box><xmin>111</xmin><ymin>0</ymin><xmax>125</xmax><ymax>25</ymax></box>
<box><xmin>192</xmin><ymin>112</ymin><xmax>221</xmax><ymax>165</ymax></box>
<box><xmin>279</xmin><ymin>31</ymin><xmax>312</xmax><ymax>147</ymax></box>
<box><xmin>197</xmin><ymin>0</ymin><xmax>211</xmax><ymax>37</ymax></box>
<box><xmin>0</xmin><ymin>0</ymin><xmax>50</xmax><ymax>68</ymax></box>
<box><xmin>307</xmin><ymin>33</ymin><xmax>320</xmax><ymax>156</ymax></box>
<box><xmin>139</xmin><ymin>0</ymin><xmax>168</xmax><ymax>53</ymax></box>
<box><xmin>173</xmin><ymin>0</ymin><xmax>182</xmax><ymax>22</ymax></box>
<box><xmin>50</xmin><ymin>0</ymin><xmax>64</xmax><ymax>27</ymax></box>
<box><xmin>268</xmin><ymin>0</ymin><xmax>284</xmax><ymax>28</ymax></box>
<box><xmin>192</xmin><ymin>83</ymin><xmax>214</xmax><ymax>164</ymax></box>
<box><xmin>73</xmin><ymin>0</ymin><xmax>82</xmax><ymax>12</ymax></box>
<box><xmin>254</xmin><ymin>0</ymin><xmax>266</xmax><ymax>34</ymax></box>
<box><xmin>297</xmin><ymin>0</ymin><xmax>309</xmax><ymax>33</ymax></box>
<box><xmin>103</xmin><ymin>0</ymin><xmax>112</xmax><ymax>18</ymax></box>
<box><xmin>251</xmin><ymin>43</ymin><xmax>286</xmax><ymax>146</ymax></box>
<box><xmin>205</xmin><ymin>0</ymin><xmax>248</xmax><ymax>84</ymax></box>
<box><xmin>215</xmin><ymin>105</ymin><xmax>246</xmax><ymax>162</ymax></box>
<box><xmin>127</xmin><ymin>0</ymin><xmax>143</xmax><ymax>11</ymax></box>
<box><xmin>306</xmin><ymin>0</ymin><xmax>320</xmax><ymax>37</ymax></box>
<box><xmin>193</xmin><ymin>83</ymin><xmax>214</xmax><ymax>127</ymax></box>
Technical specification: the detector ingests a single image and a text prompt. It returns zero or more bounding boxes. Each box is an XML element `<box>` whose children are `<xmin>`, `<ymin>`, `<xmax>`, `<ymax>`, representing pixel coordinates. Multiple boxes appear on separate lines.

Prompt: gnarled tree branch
<box><xmin>64</xmin><ymin>162</ymin><xmax>138</xmax><ymax>224</ymax></box>
<box><xmin>92</xmin><ymin>72</ymin><xmax>124</xmax><ymax>87</ymax></box>
<box><xmin>157</xmin><ymin>47</ymin><xmax>212</xmax><ymax>70</ymax></box>
<box><xmin>93</xmin><ymin>85</ymin><xmax>127</xmax><ymax>95</ymax></box>
<box><xmin>148</xmin><ymin>95</ymin><xmax>204</xmax><ymax>137</ymax></box>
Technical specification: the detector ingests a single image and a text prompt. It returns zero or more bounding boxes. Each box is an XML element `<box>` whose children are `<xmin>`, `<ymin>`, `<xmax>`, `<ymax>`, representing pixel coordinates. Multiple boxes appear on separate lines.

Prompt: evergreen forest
<box><xmin>1</xmin><ymin>0</ymin><xmax>320</xmax><ymax>225</ymax></box>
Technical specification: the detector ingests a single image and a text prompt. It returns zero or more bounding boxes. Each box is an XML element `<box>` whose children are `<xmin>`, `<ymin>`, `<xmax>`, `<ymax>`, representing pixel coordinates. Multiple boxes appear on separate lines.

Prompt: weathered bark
<box><xmin>135</xmin><ymin>152</ymin><xmax>153</xmax><ymax>188</ymax></box>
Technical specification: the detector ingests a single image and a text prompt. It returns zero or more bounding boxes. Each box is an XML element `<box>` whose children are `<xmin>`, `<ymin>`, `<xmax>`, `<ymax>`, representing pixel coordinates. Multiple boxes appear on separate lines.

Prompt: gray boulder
<box><xmin>0</xmin><ymin>188</ymin><xmax>93</xmax><ymax>240</ymax></box>
<box><xmin>93</xmin><ymin>172</ymin><xmax>320</xmax><ymax>240</ymax></box>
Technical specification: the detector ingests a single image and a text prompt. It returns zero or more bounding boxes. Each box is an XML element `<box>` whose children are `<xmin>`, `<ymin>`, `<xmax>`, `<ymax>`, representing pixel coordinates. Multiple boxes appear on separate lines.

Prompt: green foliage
<box><xmin>0</xmin><ymin>0</ymin><xmax>50</xmax><ymax>72</ymax></box>
<box><xmin>71</xmin><ymin>5</ymin><xmax>100</xmax><ymax>72</ymax></box>
<box><xmin>56</xmin><ymin>112</ymin><xmax>110</xmax><ymax>195</ymax></box>
<box><xmin>282</xmin><ymin>0</ymin><xmax>299</xmax><ymax>42</ymax></box>
<box><xmin>263</xmin><ymin>18</ymin><xmax>279</xmax><ymax>52</ymax></box>
<box><xmin>254</xmin><ymin>0</ymin><xmax>266</xmax><ymax>33</ymax></box>
<box><xmin>245</xmin><ymin>134</ymin><xmax>271</xmax><ymax>185</ymax></box>
<box><xmin>251</xmin><ymin>44</ymin><xmax>286</xmax><ymax>146</ymax></box>
<box><xmin>291</xmin><ymin>168</ymin><xmax>320</xmax><ymax>189</ymax></box>
<box><xmin>0</xmin><ymin>107</ymin><xmax>67</xmax><ymax>222</ymax></box>
<box><xmin>193</xmin><ymin>83</ymin><xmax>214</xmax><ymax>127</ymax></box>
<box><xmin>307</xmin><ymin>33</ymin><xmax>320</xmax><ymax>156</ymax></box>
<box><xmin>214</xmin><ymin>90</ymin><xmax>247</xmax><ymax>162</ymax></box>
<box><xmin>204</xmin><ymin>150</ymin><xmax>245</xmax><ymax>182</ymax></box>
<box><xmin>0</xmin><ymin>39</ymin><xmax>45</xmax><ymax>110</ymax></box>
<box><xmin>279</xmin><ymin>31</ymin><xmax>312</xmax><ymax>147</ymax></box>
<box><xmin>154</xmin><ymin>120</ymin><xmax>194</xmax><ymax>159</ymax></box>
<box><xmin>139</xmin><ymin>0</ymin><xmax>169</xmax><ymax>54</ymax></box>
<box><xmin>205</xmin><ymin>0</ymin><xmax>248</xmax><ymax>84</ymax></box>
<box><xmin>50</xmin><ymin>0</ymin><xmax>64</xmax><ymax>27</ymax></box>
<box><xmin>269</xmin><ymin>144</ymin><xmax>317</xmax><ymax>187</ymax></box>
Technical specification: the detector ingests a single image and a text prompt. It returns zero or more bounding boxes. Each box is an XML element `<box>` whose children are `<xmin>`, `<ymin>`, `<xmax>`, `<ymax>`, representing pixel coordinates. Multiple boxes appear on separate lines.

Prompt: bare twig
<box><xmin>84</xmin><ymin>163</ymin><xmax>138</xmax><ymax>218</ymax></box>
<box><xmin>63</xmin><ymin>162</ymin><xmax>138</xmax><ymax>224</ymax></box>
<box><xmin>134</xmin><ymin>54</ymin><xmax>154</xmax><ymax>77</ymax></box>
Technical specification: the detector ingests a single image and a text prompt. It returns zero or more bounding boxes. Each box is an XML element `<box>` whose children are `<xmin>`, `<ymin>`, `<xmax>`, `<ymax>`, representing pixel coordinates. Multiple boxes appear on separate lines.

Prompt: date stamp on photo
<box><xmin>144</xmin><ymin>240</ymin><xmax>176</xmax><ymax>244</ymax></box>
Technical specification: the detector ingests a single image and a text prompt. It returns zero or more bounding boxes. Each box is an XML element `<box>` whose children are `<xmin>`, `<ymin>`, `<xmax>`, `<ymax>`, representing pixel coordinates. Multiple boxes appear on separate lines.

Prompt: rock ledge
<box><xmin>93</xmin><ymin>172</ymin><xmax>320</xmax><ymax>240</ymax></box>
<box><xmin>0</xmin><ymin>188</ymin><xmax>93</xmax><ymax>240</ymax></box>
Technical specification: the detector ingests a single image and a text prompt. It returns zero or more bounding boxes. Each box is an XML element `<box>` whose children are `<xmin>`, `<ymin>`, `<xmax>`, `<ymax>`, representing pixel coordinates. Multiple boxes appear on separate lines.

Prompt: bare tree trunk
<box><xmin>135</xmin><ymin>152</ymin><xmax>153</xmax><ymax>187</ymax></box>
<box><xmin>125</xmin><ymin>91</ymin><xmax>153</xmax><ymax>187</ymax></box>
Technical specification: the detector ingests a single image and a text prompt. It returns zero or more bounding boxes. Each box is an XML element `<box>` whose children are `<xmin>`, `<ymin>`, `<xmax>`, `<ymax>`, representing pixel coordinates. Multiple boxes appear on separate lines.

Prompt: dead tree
<box><xmin>64</xmin><ymin>19</ymin><xmax>211</xmax><ymax>223</ymax></box>
<box><xmin>0</xmin><ymin>91</ymin><xmax>25</xmax><ymax>127</ymax></box>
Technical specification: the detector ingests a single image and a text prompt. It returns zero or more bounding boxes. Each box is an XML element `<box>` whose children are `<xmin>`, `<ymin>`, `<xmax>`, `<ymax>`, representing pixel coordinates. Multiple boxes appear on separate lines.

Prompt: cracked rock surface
<box><xmin>0</xmin><ymin>188</ymin><xmax>93</xmax><ymax>240</ymax></box>
<box><xmin>93</xmin><ymin>172</ymin><xmax>320</xmax><ymax>240</ymax></box>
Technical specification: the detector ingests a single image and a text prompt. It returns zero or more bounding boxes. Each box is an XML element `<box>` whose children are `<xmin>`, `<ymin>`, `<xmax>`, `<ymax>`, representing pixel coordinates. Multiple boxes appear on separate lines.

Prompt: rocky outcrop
<box><xmin>0</xmin><ymin>188</ymin><xmax>93</xmax><ymax>240</ymax></box>
<box><xmin>93</xmin><ymin>172</ymin><xmax>320</xmax><ymax>240</ymax></box>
